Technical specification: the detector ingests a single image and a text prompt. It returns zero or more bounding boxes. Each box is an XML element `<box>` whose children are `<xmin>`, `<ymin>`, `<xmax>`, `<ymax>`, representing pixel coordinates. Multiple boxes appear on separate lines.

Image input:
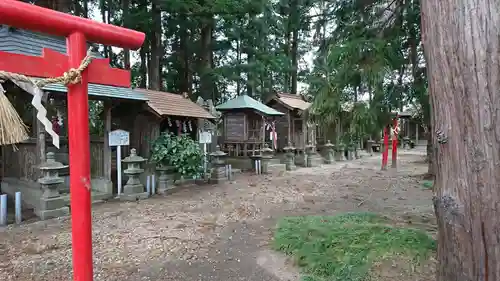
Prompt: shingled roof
<box><xmin>135</xmin><ymin>89</ymin><xmax>215</xmax><ymax>119</ymax></box>
<box><xmin>270</xmin><ymin>92</ymin><xmax>311</xmax><ymax>111</ymax></box>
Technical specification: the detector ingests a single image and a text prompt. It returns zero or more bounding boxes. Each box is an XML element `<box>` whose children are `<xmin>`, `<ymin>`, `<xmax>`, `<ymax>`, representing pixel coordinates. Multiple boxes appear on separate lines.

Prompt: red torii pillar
<box><xmin>0</xmin><ymin>1</ymin><xmax>145</xmax><ymax>281</ymax></box>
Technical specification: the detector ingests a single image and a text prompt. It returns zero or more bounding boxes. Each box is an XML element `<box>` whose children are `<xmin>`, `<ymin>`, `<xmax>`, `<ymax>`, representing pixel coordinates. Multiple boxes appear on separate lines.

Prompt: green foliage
<box><xmin>150</xmin><ymin>133</ymin><xmax>204</xmax><ymax>179</ymax></box>
<box><xmin>273</xmin><ymin>212</ymin><xmax>436</xmax><ymax>281</ymax></box>
<box><xmin>308</xmin><ymin>0</ymin><xmax>428</xmax><ymax>141</ymax></box>
<box><xmin>89</xmin><ymin>100</ymin><xmax>104</xmax><ymax>137</ymax></box>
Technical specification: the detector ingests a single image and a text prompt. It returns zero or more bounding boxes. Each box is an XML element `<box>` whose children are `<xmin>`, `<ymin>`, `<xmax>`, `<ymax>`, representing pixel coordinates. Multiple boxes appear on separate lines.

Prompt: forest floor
<box><xmin>0</xmin><ymin>147</ymin><xmax>436</xmax><ymax>281</ymax></box>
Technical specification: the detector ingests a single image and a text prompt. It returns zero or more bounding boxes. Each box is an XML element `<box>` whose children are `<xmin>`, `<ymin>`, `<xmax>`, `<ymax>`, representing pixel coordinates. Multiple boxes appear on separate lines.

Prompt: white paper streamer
<box><xmin>11</xmin><ymin>80</ymin><xmax>60</xmax><ymax>148</ymax></box>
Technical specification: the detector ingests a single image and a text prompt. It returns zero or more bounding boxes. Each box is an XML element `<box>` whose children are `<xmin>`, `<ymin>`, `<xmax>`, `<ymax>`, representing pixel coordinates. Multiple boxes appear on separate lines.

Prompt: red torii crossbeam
<box><xmin>0</xmin><ymin>1</ymin><xmax>145</xmax><ymax>281</ymax></box>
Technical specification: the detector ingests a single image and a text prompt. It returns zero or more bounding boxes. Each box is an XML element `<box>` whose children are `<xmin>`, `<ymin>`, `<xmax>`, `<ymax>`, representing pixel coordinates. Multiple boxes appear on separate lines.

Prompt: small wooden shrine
<box><xmin>124</xmin><ymin>89</ymin><xmax>216</xmax><ymax>158</ymax></box>
<box><xmin>265</xmin><ymin>92</ymin><xmax>313</xmax><ymax>151</ymax></box>
<box><xmin>396</xmin><ymin>111</ymin><xmax>427</xmax><ymax>146</ymax></box>
<box><xmin>216</xmin><ymin>94</ymin><xmax>284</xmax><ymax>157</ymax></box>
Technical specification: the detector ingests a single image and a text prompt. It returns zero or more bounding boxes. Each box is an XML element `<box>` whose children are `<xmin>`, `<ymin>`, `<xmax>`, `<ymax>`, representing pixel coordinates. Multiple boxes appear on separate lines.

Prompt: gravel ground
<box><xmin>0</xmin><ymin>148</ymin><xmax>435</xmax><ymax>281</ymax></box>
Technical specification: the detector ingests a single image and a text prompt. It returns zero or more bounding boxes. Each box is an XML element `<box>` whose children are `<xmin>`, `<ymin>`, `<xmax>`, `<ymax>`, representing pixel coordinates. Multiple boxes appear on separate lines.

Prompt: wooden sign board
<box><xmin>109</xmin><ymin>129</ymin><xmax>130</xmax><ymax>146</ymax></box>
<box><xmin>199</xmin><ymin>131</ymin><xmax>212</xmax><ymax>144</ymax></box>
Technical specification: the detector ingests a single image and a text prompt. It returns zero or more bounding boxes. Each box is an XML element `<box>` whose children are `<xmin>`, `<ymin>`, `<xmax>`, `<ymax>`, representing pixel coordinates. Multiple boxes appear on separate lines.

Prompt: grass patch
<box><xmin>421</xmin><ymin>180</ymin><xmax>434</xmax><ymax>189</ymax></box>
<box><xmin>272</xmin><ymin>212</ymin><xmax>436</xmax><ymax>281</ymax></box>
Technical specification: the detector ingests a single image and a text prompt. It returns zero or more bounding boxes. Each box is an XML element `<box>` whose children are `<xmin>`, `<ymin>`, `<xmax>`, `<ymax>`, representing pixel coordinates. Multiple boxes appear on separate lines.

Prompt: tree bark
<box><xmin>139</xmin><ymin>44</ymin><xmax>148</xmax><ymax>88</ymax></box>
<box><xmin>421</xmin><ymin>1</ymin><xmax>500</xmax><ymax>280</ymax></box>
<box><xmin>178</xmin><ymin>15</ymin><xmax>191</xmax><ymax>95</ymax></box>
<box><xmin>199</xmin><ymin>17</ymin><xmax>214</xmax><ymax>100</ymax></box>
<box><xmin>148</xmin><ymin>0</ymin><xmax>162</xmax><ymax>90</ymax></box>
<box><xmin>122</xmin><ymin>0</ymin><xmax>131</xmax><ymax>70</ymax></box>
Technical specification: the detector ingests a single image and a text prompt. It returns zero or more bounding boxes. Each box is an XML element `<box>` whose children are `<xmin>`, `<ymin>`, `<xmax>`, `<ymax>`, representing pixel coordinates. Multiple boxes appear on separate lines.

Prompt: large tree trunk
<box><xmin>148</xmin><ymin>0</ymin><xmax>162</xmax><ymax>90</ymax></box>
<box><xmin>421</xmin><ymin>1</ymin><xmax>500</xmax><ymax>280</ymax></box>
<box><xmin>199</xmin><ymin>17</ymin><xmax>214</xmax><ymax>100</ymax></box>
<box><xmin>122</xmin><ymin>0</ymin><xmax>131</xmax><ymax>69</ymax></box>
<box><xmin>178</xmin><ymin>15</ymin><xmax>191</xmax><ymax>95</ymax></box>
<box><xmin>139</xmin><ymin>44</ymin><xmax>148</xmax><ymax>88</ymax></box>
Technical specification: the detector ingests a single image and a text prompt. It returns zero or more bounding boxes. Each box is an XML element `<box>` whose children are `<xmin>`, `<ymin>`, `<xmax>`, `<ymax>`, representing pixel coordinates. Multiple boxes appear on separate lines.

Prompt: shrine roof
<box><xmin>37</xmin><ymin>80</ymin><xmax>148</xmax><ymax>101</ymax></box>
<box><xmin>0</xmin><ymin>26</ymin><xmax>146</xmax><ymax>101</ymax></box>
<box><xmin>0</xmin><ymin>25</ymin><xmax>99</xmax><ymax>57</ymax></box>
<box><xmin>268</xmin><ymin>92</ymin><xmax>311</xmax><ymax>111</ymax></box>
<box><xmin>216</xmin><ymin>94</ymin><xmax>284</xmax><ymax>116</ymax></box>
<box><xmin>135</xmin><ymin>88</ymin><xmax>215</xmax><ymax>119</ymax></box>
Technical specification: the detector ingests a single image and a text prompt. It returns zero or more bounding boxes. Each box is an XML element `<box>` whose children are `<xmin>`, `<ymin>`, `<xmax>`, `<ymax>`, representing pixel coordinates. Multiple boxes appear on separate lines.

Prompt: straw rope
<box><xmin>0</xmin><ymin>48</ymin><xmax>94</xmax><ymax>148</ymax></box>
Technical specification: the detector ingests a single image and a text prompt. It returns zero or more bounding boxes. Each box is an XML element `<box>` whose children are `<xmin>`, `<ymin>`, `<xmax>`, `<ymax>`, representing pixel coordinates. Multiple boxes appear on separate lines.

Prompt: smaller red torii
<box><xmin>0</xmin><ymin>1</ymin><xmax>145</xmax><ymax>281</ymax></box>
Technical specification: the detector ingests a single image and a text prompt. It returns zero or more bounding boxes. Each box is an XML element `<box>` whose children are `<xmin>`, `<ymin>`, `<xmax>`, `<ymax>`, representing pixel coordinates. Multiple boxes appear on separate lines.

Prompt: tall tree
<box><xmin>421</xmin><ymin>0</ymin><xmax>500</xmax><ymax>280</ymax></box>
<box><xmin>35</xmin><ymin>0</ymin><xmax>70</xmax><ymax>12</ymax></box>
<box><xmin>149</xmin><ymin>0</ymin><xmax>162</xmax><ymax>90</ymax></box>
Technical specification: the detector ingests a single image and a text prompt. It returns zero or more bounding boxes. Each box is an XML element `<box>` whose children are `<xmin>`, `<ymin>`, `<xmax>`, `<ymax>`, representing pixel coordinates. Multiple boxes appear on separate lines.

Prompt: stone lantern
<box><xmin>210</xmin><ymin>145</ymin><xmax>227</xmax><ymax>183</ymax></box>
<box><xmin>366</xmin><ymin>139</ymin><xmax>375</xmax><ymax>155</ymax></box>
<box><xmin>346</xmin><ymin>143</ymin><xmax>355</xmax><ymax>160</ymax></box>
<box><xmin>323</xmin><ymin>140</ymin><xmax>335</xmax><ymax>164</ymax></box>
<box><xmin>121</xmin><ymin>148</ymin><xmax>148</xmax><ymax>200</ymax></box>
<box><xmin>336</xmin><ymin>143</ymin><xmax>346</xmax><ymax>161</ymax></box>
<box><xmin>283</xmin><ymin>142</ymin><xmax>296</xmax><ymax>171</ymax></box>
<box><xmin>305</xmin><ymin>141</ymin><xmax>315</xmax><ymax>167</ymax></box>
<box><xmin>36</xmin><ymin>152</ymin><xmax>69</xmax><ymax>220</ymax></box>
<box><xmin>156</xmin><ymin>164</ymin><xmax>176</xmax><ymax>194</ymax></box>
<box><xmin>402</xmin><ymin>136</ymin><xmax>410</xmax><ymax>149</ymax></box>
<box><xmin>260</xmin><ymin>143</ymin><xmax>274</xmax><ymax>174</ymax></box>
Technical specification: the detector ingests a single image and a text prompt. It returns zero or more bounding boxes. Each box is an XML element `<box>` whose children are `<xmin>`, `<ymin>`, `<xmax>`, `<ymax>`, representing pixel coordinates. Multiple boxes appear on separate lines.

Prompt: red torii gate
<box><xmin>0</xmin><ymin>1</ymin><xmax>145</xmax><ymax>281</ymax></box>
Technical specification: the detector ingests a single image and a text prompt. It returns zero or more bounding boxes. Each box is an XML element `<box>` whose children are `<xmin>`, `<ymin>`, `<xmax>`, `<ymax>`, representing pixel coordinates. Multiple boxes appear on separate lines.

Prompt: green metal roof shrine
<box><xmin>216</xmin><ymin>95</ymin><xmax>284</xmax><ymax>116</ymax></box>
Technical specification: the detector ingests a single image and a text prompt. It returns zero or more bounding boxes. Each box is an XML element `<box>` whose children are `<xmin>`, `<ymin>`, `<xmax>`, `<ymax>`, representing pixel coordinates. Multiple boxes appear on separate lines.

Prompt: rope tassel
<box><xmin>0</xmin><ymin>48</ymin><xmax>93</xmax><ymax>148</ymax></box>
<box><xmin>0</xmin><ymin>83</ymin><xmax>29</xmax><ymax>145</ymax></box>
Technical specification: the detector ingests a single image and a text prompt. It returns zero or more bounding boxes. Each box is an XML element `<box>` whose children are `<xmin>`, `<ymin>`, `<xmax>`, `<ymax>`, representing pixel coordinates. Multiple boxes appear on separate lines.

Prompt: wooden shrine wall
<box><xmin>223</xmin><ymin>112</ymin><xmax>245</xmax><ymax>141</ymax></box>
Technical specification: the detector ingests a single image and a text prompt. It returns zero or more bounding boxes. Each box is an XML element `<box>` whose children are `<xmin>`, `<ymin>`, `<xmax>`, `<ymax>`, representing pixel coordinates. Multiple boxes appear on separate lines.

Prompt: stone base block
<box><xmin>307</xmin><ymin>153</ymin><xmax>323</xmax><ymax>167</ymax></box>
<box><xmin>91</xmin><ymin>179</ymin><xmax>113</xmax><ymax>199</ymax></box>
<box><xmin>209</xmin><ymin>177</ymin><xmax>227</xmax><ymax>184</ymax></box>
<box><xmin>35</xmin><ymin>206</ymin><xmax>69</xmax><ymax>220</ymax></box>
<box><xmin>118</xmin><ymin>192</ymin><xmax>149</xmax><ymax>201</ymax></box>
<box><xmin>285</xmin><ymin>162</ymin><xmax>296</xmax><ymax>171</ymax></box>
<box><xmin>156</xmin><ymin>182</ymin><xmax>175</xmax><ymax>195</ymax></box>
<box><xmin>123</xmin><ymin>184</ymin><xmax>146</xmax><ymax>194</ymax></box>
<box><xmin>324</xmin><ymin>159</ymin><xmax>334</xmax><ymax>164</ymax></box>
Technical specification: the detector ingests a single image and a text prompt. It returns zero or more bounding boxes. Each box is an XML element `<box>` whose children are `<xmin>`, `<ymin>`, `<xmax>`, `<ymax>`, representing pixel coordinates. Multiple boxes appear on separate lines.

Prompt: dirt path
<box><xmin>0</xmin><ymin>148</ymin><xmax>434</xmax><ymax>281</ymax></box>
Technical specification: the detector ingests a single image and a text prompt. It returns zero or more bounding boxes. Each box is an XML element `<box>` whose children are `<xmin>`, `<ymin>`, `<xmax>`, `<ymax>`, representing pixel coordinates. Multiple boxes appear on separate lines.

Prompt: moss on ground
<box><xmin>272</xmin><ymin>212</ymin><xmax>436</xmax><ymax>281</ymax></box>
<box><xmin>421</xmin><ymin>180</ymin><xmax>434</xmax><ymax>189</ymax></box>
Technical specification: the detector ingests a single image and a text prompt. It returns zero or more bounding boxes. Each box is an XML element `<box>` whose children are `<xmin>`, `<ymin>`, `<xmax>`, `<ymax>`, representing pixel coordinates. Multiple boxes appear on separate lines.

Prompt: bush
<box><xmin>150</xmin><ymin>132</ymin><xmax>204</xmax><ymax>179</ymax></box>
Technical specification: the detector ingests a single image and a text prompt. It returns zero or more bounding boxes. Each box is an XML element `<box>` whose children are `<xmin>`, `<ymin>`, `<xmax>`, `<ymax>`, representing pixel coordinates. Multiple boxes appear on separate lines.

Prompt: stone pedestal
<box><xmin>305</xmin><ymin>142</ymin><xmax>314</xmax><ymax>167</ymax></box>
<box><xmin>210</xmin><ymin>145</ymin><xmax>227</xmax><ymax>183</ymax></box>
<box><xmin>402</xmin><ymin>137</ymin><xmax>410</xmax><ymax>149</ymax></box>
<box><xmin>336</xmin><ymin>144</ymin><xmax>346</xmax><ymax>161</ymax></box>
<box><xmin>156</xmin><ymin>165</ymin><xmax>175</xmax><ymax>194</ymax></box>
<box><xmin>36</xmin><ymin>152</ymin><xmax>69</xmax><ymax>220</ymax></box>
<box><xmin>120</xmin><ymin>149</ymin><xmax>149</xmax><ymax>201</ymax></box>
<box><xmin>260</xmin><ymin>143</ymin><xmax>274</xmax><ymax>174</ymax></box>
<box><xmin>366</xmin><ymin>140</ymin><xmax>374</xmax><ymax>155</ymax></box>
<box><xmin>283</xmin><ymin>143</ymin><xmax>296</xmax><ymax>171</ymax></box>
<box><xmin>323</xmin><ymin>140</ymin><xmax>335</xmax><ymax>164</ymax></box>
<box><xmin>354</xmin><ymin>143</ymin><xmax>360</xmax><ymax>159</ymax></box>
<box><xmin>346</xmin><ymin>144</ymin><xmax>355</xmax><ymax>160</ymax></box>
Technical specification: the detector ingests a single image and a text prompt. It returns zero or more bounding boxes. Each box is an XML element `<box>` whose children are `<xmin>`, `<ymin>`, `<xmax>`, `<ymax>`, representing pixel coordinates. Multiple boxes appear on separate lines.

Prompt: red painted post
<box><xmin>391</xmin><ymin>117</ymin><xmax>398</xmax><ymax>168</ymax></box>
<box><xmin>67</xmin><ymin>32</ymin><xmax>93</xmax><ymax>281</ymax></box>
<box><xmin>382</xmin><ymin>127</ymin><xmax>389</xmax><ymax>170</ymax></box>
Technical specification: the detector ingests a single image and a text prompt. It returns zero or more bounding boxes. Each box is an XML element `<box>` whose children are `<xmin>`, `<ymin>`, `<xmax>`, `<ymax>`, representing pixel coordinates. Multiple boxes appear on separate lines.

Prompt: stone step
<box><xmin>268</xmin><ymin>163</ymin><xmax>286</xmax><ymax>173</ymax></box>
<box><xmin>269</xmin><ymin>158</ymin><xmax>282</xmax><ymax>165</ymax></box>
<box><xmin>61</xmin><ymin>190</ymin><xmax>112</xmax><ymax>205</ymax></box>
